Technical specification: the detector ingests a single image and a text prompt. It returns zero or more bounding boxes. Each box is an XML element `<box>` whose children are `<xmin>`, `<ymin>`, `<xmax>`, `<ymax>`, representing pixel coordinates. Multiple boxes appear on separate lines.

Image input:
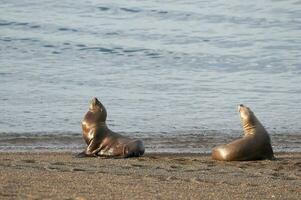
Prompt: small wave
<box><xmin>122</xmin><ymin>49</ymin><xmax>147</xmax><ymax>53</ymax></box>
<box><xmin>0</xmin><ymin>21</ymin><xmax>15</xmax><ymax>26</ymax></box>
<box><xmin>0</xmin><ymin>37</ymin><xmax>39</xmax><ymax>43</ymax></box>
<box><xmin>58</xmin><ymin>27</ymin><xmax>78</xmax><ymax>32</ymax></box>
<box><xmin>0</xmin><ymin>72</ymin><xmax>12</xmax><ymax>76</ymax></box>
<box><xmin>43</xmin><ymin>44</ymin><xmax>55</xmax><ymax>48</ymax></box>
<box><xmin>145</xmin><ymin>52</ymin><xmax>161</xmax><ymax>58</ymax></box>
<box><xmin>120</xmin><ymin>7</ymin><xmax>141</xmax><ymax>13</ymax></box>
<box><xmin>0</xmin><ymin>37</ymin><xmax>12</xmax><ymax>42</ymax></box>
<box><xmin>15</xmin><ymin>22</ymin><xmax>29</xmax><ymax>26</ymax></box>
<box><xmin>76</xmin><ymin>44</ymin><xmax>86</xmax><ymax>47</ymax></box>
<box><xmin>79</xmin><ymin>47</ymin><xmax>117</xmax><ymax>54</ymax></box>
<box><xmin>0</xmin><ymin>20</ymin><xmax>41</xmax><ymax>29</ymax></box>
<box><xmin>105</xmin><ymin>32</ymin><xmax>119</xmax><ymax>36</ymax></box>
<box><xmin>30</xmin><ymin>25</ymin><xmax>41</xmax><ymax>29</ymax></box>
<box><xmin>98</xmin><ymin>6</ymin><xmax>110</xmax><ymax>11</ymax></box>
<box><xmin>155</xmin><ymin>10</ymin><xmax>168</xmax><ymax>15</ymax></box>
<box><xmin>76</xmin><ymin>44</ymin><xmax>165</xmax><ymax>58</ymax></box>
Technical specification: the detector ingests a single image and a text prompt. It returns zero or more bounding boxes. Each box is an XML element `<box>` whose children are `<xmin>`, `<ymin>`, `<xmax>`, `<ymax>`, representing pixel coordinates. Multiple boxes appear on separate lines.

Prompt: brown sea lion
<box><xmin>212</xmin><ymin>104</ymin><xmax>274</xmax><ymax>161</ymax></box>
<box><xmin>77</xmin><ymin>97</ymin><xmax>145</xmax><ymax>158</ymax></box>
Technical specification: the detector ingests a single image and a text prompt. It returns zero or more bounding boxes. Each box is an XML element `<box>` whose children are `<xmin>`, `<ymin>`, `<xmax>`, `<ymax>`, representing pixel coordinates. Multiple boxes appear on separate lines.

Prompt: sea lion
<box><xmin>77</xmin><ymin>97</ymin><xmax>145</xmax><ymax>158</ymax></box>
<box><xmin>212</xmin><ymin>104</ymin><xmax>274</xmax><ymax>161</ymax></box>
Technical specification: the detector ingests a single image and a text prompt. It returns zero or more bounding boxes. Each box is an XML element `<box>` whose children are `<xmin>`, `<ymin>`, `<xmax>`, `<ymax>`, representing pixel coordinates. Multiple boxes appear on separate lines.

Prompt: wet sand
<box><xmin>0</xmin><ymin>152</ymin><xmax>300</xmax><ymax>200</ymax></box>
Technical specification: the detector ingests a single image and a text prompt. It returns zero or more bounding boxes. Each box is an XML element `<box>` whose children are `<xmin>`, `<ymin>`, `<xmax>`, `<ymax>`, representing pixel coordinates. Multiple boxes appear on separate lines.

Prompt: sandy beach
<box><xmin>0</xmin><ymin>152</ymin><xmax>300</xmax><ymax>200</ymax></box>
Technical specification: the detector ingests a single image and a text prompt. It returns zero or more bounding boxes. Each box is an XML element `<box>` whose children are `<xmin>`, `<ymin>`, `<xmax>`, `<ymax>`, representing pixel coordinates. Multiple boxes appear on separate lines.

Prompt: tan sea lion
<box><xmin>77</xmin><ymin>97</ymin><xmax>145</xmax><ymax>158</ymax></box>
<box><xmin>212</xmin><ymin>104</ymin><xmax>274</xmax><ymax>161</ymax></box>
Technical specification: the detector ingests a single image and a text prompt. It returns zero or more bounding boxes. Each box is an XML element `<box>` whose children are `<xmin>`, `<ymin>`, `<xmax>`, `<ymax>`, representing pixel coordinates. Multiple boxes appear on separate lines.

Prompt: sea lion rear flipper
<box><xmin>122</xmin><ymin>140</ymin><xmax>145</xmax><ymax>158</ymax></box>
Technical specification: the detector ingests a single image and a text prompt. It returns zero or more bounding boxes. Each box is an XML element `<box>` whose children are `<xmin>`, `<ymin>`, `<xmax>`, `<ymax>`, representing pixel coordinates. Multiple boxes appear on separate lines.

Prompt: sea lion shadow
<box><xmin>21</xmin><ymin>159</ymin><xmax>36</xmax><ymax>163</ymax></box>
<box><xmin>275</xmin><ymin>156</ymin><xmax>301</xmax><ymax>160</ymax></box>
<box><xmin>73</xmin><ymin>152</ymin><xmax>143</xmax><ymax>160</ymax></box>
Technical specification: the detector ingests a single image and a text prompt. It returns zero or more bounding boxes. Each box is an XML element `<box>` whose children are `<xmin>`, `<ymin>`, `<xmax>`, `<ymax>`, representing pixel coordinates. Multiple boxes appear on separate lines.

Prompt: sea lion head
<box><xmin>238</xmin><ymin>104</ymin><xmax>254</xmax><ymax>121</ymax></box>
<box><xmin>238</xmin><ymin>104</ymin><xmax>257</xmax><ymax>134</ymax></box>
<box><xmin>88</xmin><ymin>97</ymin><xmax>107</xmax><ymax>122</ymax></box>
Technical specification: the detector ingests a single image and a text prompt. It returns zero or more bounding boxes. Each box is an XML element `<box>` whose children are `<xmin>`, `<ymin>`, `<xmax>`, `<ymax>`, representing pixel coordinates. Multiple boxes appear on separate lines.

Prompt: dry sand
<box><xmin>0</xmin><ymin>152</ymin><xmax>300</xmax><ymax>200</ymax></box>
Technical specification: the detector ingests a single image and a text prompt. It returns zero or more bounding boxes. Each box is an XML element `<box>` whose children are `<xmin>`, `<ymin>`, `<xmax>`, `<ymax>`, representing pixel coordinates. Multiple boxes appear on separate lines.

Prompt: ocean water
<box><xmin>0</xmin><ymin>0</ymin><xmax>301</xmax><ymax>152</ymax></box>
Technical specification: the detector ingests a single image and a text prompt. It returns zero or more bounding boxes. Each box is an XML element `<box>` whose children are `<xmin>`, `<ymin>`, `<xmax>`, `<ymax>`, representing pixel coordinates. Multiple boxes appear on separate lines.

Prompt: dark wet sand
<box><xmin>0</xmin><ymin>152</ymin><xmax>300</xmax><ymax>200</ymax></box>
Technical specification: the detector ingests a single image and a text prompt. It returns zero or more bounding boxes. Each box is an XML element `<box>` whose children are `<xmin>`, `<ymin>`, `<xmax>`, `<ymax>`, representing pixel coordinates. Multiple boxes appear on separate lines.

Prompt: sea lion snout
<box><xmin>90</xmin><ymin>97</ymin><xmax>100</xmax><ymax>105</ymax></box>
<box><xmin>238</xmin><ymin>104</ymin><xmax>244</xmax><ymax>112</ymax></box>
<box><xmin>238</xmin><ymin>104</ymin><xmax>246</xmax><ymax>108</ymax></box>
<box><xmin>238</xmin><ymin>105</ymin><xmax>250</xmax><ymax>121</ymax></box>
<box><xmin>89</xmin><ymin>97</ymin><xmax>101</xmax><ymax>110</ymax></box>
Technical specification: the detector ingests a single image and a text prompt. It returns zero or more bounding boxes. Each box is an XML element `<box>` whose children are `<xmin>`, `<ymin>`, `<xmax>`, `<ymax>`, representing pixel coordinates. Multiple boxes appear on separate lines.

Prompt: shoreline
<box><xmin>0</xmin><ymin>152</ymin><xmax>300</xmax><ymax>200</ymax></box>
<box><xmin>1</xmin><ymin>132</ymin><xmax>301</xmax><ymax>153</ymax></box>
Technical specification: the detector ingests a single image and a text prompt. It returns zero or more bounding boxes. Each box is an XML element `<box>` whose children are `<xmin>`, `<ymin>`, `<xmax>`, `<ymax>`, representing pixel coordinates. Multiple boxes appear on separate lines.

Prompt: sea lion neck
<box><xmin>95</xmin><ymin>122</ymin><xmax>107</xmax><ymax>129</ymax></box>
<box><xmin>85</xmin><ymin>108</ymin><xmax>107</xmax><ymax>123</ymax></box>
<box><xmin>241</xmin><ymin>115</ymin><xmax>265</xmax><ymax>136</ymax></box>
<box><xmin>242</xmin><ymin>122</ymin><xmax>257</xmax><ymax>135</ymax></box>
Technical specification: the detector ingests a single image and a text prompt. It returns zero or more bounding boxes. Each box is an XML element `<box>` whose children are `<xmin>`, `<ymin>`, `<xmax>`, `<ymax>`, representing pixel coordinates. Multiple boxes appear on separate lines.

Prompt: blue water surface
<box><xmin>0</xmin><ymin>0</ymin><xmax>300</xmax><ymax>152</ymax></box>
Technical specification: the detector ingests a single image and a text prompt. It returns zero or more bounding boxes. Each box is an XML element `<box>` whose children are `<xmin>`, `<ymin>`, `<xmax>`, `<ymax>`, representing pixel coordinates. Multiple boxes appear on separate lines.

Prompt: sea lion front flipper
<box><xmin>76</xmin><ymin>131</ymin><xmax>102</xmax><ymax>158</ymax></box>
<box><xmin>85</xmin><ymin>137</ymin><xmax>102</xmax><ymax>156</ymax></box>
<box><xmin>75</xmin><ymin>151</ymin><xmax>90</xmax><ymax>158</ymax></box>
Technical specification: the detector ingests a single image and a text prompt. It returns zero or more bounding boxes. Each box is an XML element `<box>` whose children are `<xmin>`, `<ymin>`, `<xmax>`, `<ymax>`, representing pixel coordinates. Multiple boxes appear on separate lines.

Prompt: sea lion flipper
<box><xmin>75</xmin><ymin>151</ymin><xmax>88</xmax><ymax>158</ymax></box>
<box><xmin>84</xmin><ymin>137</ymin><xmax>102</xmax><ymax>156</ymax></box>
<box><xmin>77</xmin><ymin>132</ymin><xmax>101</xmax><ymax>158</ymax></box>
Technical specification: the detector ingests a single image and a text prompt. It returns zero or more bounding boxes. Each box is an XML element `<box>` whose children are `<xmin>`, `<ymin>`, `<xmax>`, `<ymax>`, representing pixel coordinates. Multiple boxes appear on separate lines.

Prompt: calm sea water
<box><xmin>0</xmin><ymin>0</ymin><xmax>301</xmax><ymax>152</ymax></box>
